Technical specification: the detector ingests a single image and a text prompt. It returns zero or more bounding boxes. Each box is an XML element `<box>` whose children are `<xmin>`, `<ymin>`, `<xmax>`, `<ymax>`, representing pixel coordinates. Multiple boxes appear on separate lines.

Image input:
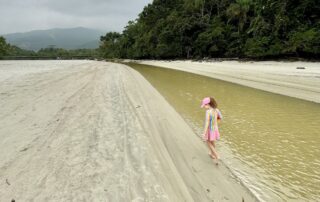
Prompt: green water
<box><xmin>128</xmin><ymin>63</ymin><xmax>320</xmax><ymax>201</ymax></box>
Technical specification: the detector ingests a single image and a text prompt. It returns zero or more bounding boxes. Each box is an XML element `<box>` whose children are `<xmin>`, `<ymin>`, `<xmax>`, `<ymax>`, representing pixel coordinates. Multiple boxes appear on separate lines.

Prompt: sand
<box><xmin>137</xmin><ymin>60</ymin><xmax>320</xmax><ymax>103</ymax></box>
<box><xmin>0</xmin><ymin>60</ymin><xmax>256</xmax><ymax>201</ymax></box>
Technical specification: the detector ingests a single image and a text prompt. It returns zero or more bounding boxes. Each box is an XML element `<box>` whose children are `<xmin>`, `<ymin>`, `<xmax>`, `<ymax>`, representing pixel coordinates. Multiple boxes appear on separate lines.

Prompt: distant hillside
<box><xmin>3</xmin><ymin>27</ymin><xmax>104</xmax><ymax>51</ymax></box>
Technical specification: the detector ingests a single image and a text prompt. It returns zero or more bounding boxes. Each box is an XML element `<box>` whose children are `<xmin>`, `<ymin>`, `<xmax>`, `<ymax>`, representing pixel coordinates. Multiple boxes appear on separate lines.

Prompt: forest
<box><xmin>99</xmin><ymin>0</ymin><xmax>320</xmax><ymax>59</ymax></box>
<box><xmin>0</xmin><ymin>36</ymin><xmax>98</xmax><ymax>59</ymax></box>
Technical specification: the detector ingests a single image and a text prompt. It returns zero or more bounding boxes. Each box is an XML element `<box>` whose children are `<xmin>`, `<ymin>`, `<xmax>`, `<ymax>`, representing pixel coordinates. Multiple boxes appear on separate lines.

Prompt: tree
<box><xmin>287</xmin><ymin>28</ymin><xmax>320</xmax><ymax>57</ymax></box>
<box><xmin>0</xmin><ymin>36</ymin><xmax>10</xmax><ymax>56</ymax></box>
<box><xmin>98</xmin><ymin>0</ymin><xmax>320</xmax><ymax>59</ymax></box>
<box><xmin>99</xmin><ymin>32</ymin><xmax>122</xmax><ymax>58</ymax></box>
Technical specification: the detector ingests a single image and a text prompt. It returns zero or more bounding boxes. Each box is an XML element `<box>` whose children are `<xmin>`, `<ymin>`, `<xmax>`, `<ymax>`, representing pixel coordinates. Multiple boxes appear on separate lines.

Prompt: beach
<box><xmin>137</xmin><ymin>60</ymin><xmax>320</xmax><ymax>103</ymax></box>
<box><xmin>0</xmin><ymin>60</ymin><xmax>256</xmax><ymax>201</ymax></box>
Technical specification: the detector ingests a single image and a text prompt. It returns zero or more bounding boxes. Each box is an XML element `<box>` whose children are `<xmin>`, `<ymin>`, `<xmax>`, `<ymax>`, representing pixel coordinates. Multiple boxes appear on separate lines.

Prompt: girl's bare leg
<box><xmin>208</xmin><ymin>141</ymin><xmax>219</xmax><ymax>159</ymax></box>
<box><xmin>209</xmin><ymin>142</ymin><xmax>219</xmax><ymax>165</ymax></box>
<box><xmin>206</xmin><ymin>141</ymin><xmax>215</xmax><ymax>158</ymax></box>
<box><xmin>207</xmin><ymin>141</ymin><xmax>218</xmax><ymax>159</ymax></box>
<box><xmin>212</xmin><ymin>141</ymin><xmax>220</xmax><ymax>159</ymax></box>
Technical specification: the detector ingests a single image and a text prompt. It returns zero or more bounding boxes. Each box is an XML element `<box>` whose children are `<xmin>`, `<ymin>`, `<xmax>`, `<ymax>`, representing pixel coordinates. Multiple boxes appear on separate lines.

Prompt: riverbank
<box><xmin>136</xmin><ymin>60</ymin><xmax>320</xmax><ymax>103</ymax></box>
<box><xmin>0</xmin><ymin>60</ymin><xmax>256</xmax><ymax>201</ymax></box>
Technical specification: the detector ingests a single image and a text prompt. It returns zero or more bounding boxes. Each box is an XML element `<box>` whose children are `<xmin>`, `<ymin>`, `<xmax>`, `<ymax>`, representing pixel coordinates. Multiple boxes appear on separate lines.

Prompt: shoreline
<box><xmin>0</xmin><ymin>60</ymin><xmax>257</xmax><ymax>201</ymax></box>
<box><xmin>135</xmin><ymin>60</ymin><xmax>320</xmax><ymax>103</ymax></box>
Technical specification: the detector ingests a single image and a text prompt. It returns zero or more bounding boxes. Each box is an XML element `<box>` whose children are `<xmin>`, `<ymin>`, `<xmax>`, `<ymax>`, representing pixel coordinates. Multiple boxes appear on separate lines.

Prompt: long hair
<box><xmin>208</xmin><ymin>97</ymin><xmax>218</xmax><ymax>108</ymax></box>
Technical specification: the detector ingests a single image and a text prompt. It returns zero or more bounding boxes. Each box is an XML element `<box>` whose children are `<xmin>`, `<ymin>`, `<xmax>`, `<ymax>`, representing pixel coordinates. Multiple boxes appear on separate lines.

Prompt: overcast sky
<box><xmin>0</xmin><ymin>0</ymin><xmax>152</xmax><ymax>35</ymax></box>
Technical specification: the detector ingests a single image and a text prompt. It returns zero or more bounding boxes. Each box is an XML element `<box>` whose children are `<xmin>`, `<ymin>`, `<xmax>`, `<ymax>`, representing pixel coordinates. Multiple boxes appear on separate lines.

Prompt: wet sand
<box><xmin>0</xmin><ymin>60</ymin><xmax>256</xmax><ymax>201</ymax></box>
<box><xmin>137</xmin><ymin>60</ymin><xmax>320</xmax><ymax>103</ymax></box>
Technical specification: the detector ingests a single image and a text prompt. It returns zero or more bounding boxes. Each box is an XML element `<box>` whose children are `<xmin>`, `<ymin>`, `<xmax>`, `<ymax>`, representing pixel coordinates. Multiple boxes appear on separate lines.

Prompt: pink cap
<box><xmin>201</xmin><ymin>97</ymin><xmax>210</xmax><ymax>108</ymax></box>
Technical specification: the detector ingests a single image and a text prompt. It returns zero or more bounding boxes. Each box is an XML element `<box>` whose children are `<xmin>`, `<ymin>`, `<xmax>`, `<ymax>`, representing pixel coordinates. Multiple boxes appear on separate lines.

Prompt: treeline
<box><xmin>0</xmin><ymin>36</ymin><xmax>98</xmax><ymax>59</ymax></box>
<box><xmin>100</xmin><ymin>0</ymin><xmax>320</xmax><ymax>59</ymax></box>
<box><xmin>36</xmin><ymin>47</ymin><xmax>99</xmax><ymax>58</ymax></box>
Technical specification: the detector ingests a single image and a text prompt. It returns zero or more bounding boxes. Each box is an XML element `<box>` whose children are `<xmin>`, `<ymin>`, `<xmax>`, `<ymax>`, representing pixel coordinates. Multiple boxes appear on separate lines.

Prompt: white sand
<box><xmin>138</xmin><ymin>60</ymin><xmax>320</xmax><ymax>103</ymax></box>
<box><xmin>0</xmin><ymin>60</ymin><xmax>256</xmax><ymax>201</ymax></box>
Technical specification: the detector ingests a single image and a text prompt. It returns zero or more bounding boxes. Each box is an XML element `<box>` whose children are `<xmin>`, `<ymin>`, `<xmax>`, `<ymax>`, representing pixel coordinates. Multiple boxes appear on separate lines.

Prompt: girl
<box><xmin>201</xmin><ymin>97</ymin><xmax>221</xmax><ymax>164</ymax></box>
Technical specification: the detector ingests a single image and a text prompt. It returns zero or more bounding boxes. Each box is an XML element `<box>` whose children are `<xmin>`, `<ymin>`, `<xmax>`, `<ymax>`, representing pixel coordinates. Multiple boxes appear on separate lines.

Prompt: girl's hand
<box><xmin>201</xmin><ymin>133</ymin><xmax>206</xmax><ymax>141</ymax></box>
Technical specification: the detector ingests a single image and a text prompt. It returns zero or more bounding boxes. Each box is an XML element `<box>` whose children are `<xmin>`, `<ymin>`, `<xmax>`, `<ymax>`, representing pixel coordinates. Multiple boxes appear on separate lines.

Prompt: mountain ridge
<box><xmin>3</xmin><ymin>27</ymin><xmax>104</xmax><ymax>51</ymax></box>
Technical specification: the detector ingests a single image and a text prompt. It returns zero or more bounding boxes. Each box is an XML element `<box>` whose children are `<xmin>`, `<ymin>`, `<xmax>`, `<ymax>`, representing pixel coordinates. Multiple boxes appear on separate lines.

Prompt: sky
<box><xmin>0</xmin><ymin>0</ymin><xmax>152</xmax><ymax>35</ymax></box>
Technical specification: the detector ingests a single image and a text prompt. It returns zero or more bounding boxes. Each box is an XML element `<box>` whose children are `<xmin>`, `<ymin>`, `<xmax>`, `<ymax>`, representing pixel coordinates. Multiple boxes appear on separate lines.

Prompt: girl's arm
<box><xmin>217</xmin><ymin>108</ymin><xmax>222</xmax><ymax>120</ymax></box>
<box><xmin>214</xmin><ymin>109</ymin><xmax>218</xmax><ymax>128</ymax></box>
<box><xmin>203</xmin><ymin>110</ymin><xmax>210</xmax><ymax>135</ymax></box>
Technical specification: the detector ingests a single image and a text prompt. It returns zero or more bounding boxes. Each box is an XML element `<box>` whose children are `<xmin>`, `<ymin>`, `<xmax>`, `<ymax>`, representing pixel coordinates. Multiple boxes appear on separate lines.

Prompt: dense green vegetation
<box><xmin>0</xmin><ymin>36</ymin><xmax>98</xmax><ymax>59</ymax></box>
<box><xmin>100</xmin><ymin>0</ymin><xmax>320</xmax><ymax>59</ymax></box>
<box><xmin>0</xmin><ymin>36</ymin><xmax>10</xmax><ymax>57</ymax></box>
<box><xmin>36</xmin><ymin>47</ymin><xmax>99</xmax><ymax>58</ymax></box>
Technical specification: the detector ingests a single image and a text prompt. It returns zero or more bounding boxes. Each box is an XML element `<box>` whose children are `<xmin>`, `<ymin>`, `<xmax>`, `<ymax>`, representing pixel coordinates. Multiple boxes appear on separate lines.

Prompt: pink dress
<box><xmin>204</xmin><ymin>109</ymin><xmax>220</xmax><ymax>141</ymax></box>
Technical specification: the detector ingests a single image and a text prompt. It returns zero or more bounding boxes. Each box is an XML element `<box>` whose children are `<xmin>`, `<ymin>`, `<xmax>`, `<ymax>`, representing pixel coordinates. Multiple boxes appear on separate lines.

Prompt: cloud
<box><xmin>0</xmin><ymin>0</ymin><xmax>152</xmax><ymax>34</ymax></box>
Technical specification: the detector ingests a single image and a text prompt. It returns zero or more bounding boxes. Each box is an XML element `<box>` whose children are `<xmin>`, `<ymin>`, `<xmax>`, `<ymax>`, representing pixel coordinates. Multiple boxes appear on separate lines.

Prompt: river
<box><xmin>128</xmin><ymin>62</ymin><xmax>320</xmax><ymax>201</ymax></box>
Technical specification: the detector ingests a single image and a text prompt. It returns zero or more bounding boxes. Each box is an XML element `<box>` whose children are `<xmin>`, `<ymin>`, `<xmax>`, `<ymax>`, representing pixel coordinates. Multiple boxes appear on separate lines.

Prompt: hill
<box><xmin>99</xmin><ymin>0</ymin><xmax>319</xmax><ymax>59</ymax></box>
<box><xmin>3</xmin><ymin>27</ymin><xmax>104</xmax><ymax>51</ymax></box>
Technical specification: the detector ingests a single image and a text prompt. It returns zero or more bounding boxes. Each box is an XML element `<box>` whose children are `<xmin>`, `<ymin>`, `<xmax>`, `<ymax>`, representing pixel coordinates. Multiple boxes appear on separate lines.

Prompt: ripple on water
<box><xmin>130</xmin><ymin>63</ymin><xmax>320</xmax><ymax>201</ymax></box>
